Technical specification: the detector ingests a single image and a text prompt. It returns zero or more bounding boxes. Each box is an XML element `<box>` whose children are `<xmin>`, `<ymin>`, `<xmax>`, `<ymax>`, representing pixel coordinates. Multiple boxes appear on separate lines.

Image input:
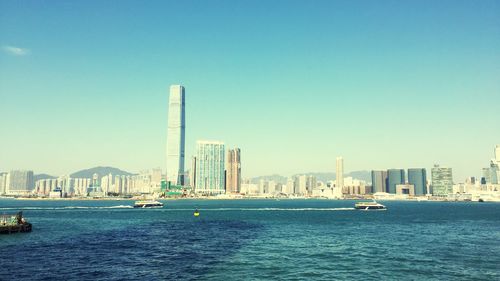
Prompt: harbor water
<box><xmin>0</xmin><ymin>199</ymin><xmax>499</xmax><ymax>280</ymax></box>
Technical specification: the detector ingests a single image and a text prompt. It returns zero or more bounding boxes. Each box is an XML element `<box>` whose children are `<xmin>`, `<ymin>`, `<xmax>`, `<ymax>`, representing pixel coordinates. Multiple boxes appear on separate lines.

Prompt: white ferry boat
<box><xmin>133</xmin><ymin>200</ymin><xmax>164</xmax><ymax>208</ymax></box>
<box><xmin>354</xmin><ymin>201</ymin><xmax>386</xmax><ymax>210</ymax></box>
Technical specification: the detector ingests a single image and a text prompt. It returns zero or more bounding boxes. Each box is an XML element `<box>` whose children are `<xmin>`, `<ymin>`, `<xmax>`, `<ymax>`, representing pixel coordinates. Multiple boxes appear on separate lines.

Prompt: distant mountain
<box><xmin>34</xmin><ymin>174</ymin><xmax>57</xmax><ymax>181</ymax></box>
<box><xmin>250</xmin><ymin>170</ymin><xmax>371</xmax><ymax>184</ymax></box>
<box><xmin>347</xmin><ymin>171</ymin><xmax>371</xmax><ymax>183</ymax></box>
<box><xmin>70</xmin><ymin>166</ymin><xmax>134</xmax><ymax>179</ymax></box>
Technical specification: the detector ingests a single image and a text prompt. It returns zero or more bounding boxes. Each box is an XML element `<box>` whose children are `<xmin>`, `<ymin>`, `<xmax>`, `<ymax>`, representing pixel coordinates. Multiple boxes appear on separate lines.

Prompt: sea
<box><xmin>0</xmin><ymin>199</ymin><xmax>499</xmax><ymax>280</ymax></box>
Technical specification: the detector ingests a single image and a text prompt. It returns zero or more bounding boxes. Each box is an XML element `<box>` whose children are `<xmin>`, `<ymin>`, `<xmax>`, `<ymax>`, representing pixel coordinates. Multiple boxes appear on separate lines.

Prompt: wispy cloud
<box><xmin>2</xmin><ymin>45</ymin><xmax>30</xmax><ymax>56</ymax></box>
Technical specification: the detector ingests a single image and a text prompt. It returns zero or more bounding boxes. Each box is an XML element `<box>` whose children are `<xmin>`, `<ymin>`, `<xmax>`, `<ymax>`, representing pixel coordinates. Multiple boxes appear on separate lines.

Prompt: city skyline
<box><xmin>1</xmin><ymin>1</ymin><xmax>499</xmax><ymax>180</ymax></box>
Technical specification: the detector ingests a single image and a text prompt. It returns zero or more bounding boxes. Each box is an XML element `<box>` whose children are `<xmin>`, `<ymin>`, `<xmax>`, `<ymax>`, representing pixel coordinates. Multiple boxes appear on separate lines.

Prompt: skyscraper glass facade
<box><xmin>371</xmin><ymin>170</ymin><xmax>387</xmax><ymax>193</ymax></box>
<box><xmin>195</xmin><ymin>141</ymin><xmax>225</xmax><ymax>195</ymax></box>
<box><xmin>408</xmin><ymin>168</ymin><xmax>427</xmax><ymax>196</ymax></box>
<box><xmin>166</xmin><ymin>85</ymin><xmax>186</xmax><ymax>186</ymax></box>
<box><xmin>387</xmin><ymin>169</ymin><xmax>405</xmax><ymax>194</ymax></box>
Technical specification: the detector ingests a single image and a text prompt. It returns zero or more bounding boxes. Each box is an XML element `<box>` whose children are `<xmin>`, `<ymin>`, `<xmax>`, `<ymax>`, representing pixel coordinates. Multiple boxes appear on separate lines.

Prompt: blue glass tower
<box><xmin>408</xmin><ymin>168</ymin><xmax>427</xmax><ymax>196</ymax></box>
<box><xmin>387</xmin><ymin>169</ymin><xmax>405</xmax><ymax>194</ymax></box>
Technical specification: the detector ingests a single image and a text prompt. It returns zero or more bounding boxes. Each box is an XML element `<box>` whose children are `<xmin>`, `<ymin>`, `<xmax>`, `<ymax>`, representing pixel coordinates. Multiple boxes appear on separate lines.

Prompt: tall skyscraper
<box><xmin>336</xmin><ymin>157</ymin><xmax>344</xmax><ymax>189</ymax></box>
<box><xmin>166</xmin><ymin>85</ymin><xmax>186</xmax><ymax>186</ymax></box>
<box><xmin>226</xmin><ymin>148</ymin><xmax>241</xmax><ymax>194</ymax></box>
<box><xmin>371</xmin><ymin>170</ymin><xmax>388</xmax><ymax>193</ymax></box>
<box><xmin>408</xmin><ymin>168</ymin><xmax>427</xmax><ymax>196</ymax></box>
<box><xmin>195</xmin><ymin>141</ymin><xmax>225</xmax><ymax>195</ymax></box>
<box><xmin>431</xmin><ymin>165</ymin><xmax>453</xmax><ymax>196</ymax></box>
<box><xmin>387</xmin><ymin>169</ymin><xmax>405</xmax><ymax>194</ymax></box>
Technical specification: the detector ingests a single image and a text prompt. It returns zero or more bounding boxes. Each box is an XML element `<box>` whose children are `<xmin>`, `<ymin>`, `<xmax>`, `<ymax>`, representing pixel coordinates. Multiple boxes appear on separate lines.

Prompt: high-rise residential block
<box><xmin>431</xmin><ymin>165</ymin><xmax>453</xmax><ymax>196</ymax></box>
<box><xmin>166</xmin><ymin>85</ymin><xmax>186</xmax><ymax>186</ymax></box>
<box><xmin>195</xmin><ymin>140</ymin><xmax>225</xmax><ymax>195</ymax></box>
<box><xmin>387</xmin><ymin>169</ymin><xmax>405</xmax><ymax>194</ymax></box>
<box><xmin>226</xmin><ymin>148</ymin><xmax>241</xmax><ymax>194</ymax></box>
<box><xmin>408</xmin><ymin>168</ymin><xmax>427</xmax><ymax>196</ymax></box>
<box><xmin>371</xmin><ymin>170</ymin><xmax>388</xmax><ymax>193</ymax></box>
<box><xmin>7</xmin><ymin>170</ymin><xmax>34</xmax><ymax>194</ymax></box>
<box><xmin>336</xmin><ymin>157</ymin><xmax>344</xmax><ymax>189</ymax></box>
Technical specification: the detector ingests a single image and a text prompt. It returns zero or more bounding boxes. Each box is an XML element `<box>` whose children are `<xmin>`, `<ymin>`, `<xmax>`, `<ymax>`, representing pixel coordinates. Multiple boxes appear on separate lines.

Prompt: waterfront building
<box><xmin>166</xmin><ymin>85</ymin><xmax>186</xmax><ymax>186</ymax></box>
<box><xmin>336</xmin><ymin>157</ymin><xmax>344</xmax><ymax>189</ymax></box>
<box><xmin>387</xmin><ymin>169</ymin><xmax>405</xmax><ymax>194</ymax></box>
<box><xmin>240</xmin><ymin>183</ymin><xmax>259</xmax><ymax>195</ymax></box>
<box><xmin>0</xmin><ymin>173</ymin><xmax>7</xmax><ymax>194</ymax></box>
<box><xmin>6</xmin><ymin>170</ymin><xmax>34</xmax><ymax>195</ymax></box>
<box><xmin>371</xmin><ymin>170</ymin><xmax>388</xmax><ymax>193</ymax></box>
<box><xmin>342</xmin><ymin>177</ymin><xmax>368</xmax><ymax>195</ymax></box>
<box><xmin>195</xmin><ymin>140</ymin><xmax>225</xmax><ymax>195</ymax></box>
<box><xmin>431</xmin><ymin>165</ymin><xmax>453</xmax><ymax>196</ymax></box>
<box><xmin>408</xmin><ymin>168</ymin><xmax>427</xmax><ymax>196</ymax></box>
<box><xmin>226</xmin><ymin>148</ymin><xmax>241</xmax><ymax>194</ymax></box>
<box><xmin>396</xmin><ymin>184</ymin><xmax>415</xmax><ymax>196</ymax></box>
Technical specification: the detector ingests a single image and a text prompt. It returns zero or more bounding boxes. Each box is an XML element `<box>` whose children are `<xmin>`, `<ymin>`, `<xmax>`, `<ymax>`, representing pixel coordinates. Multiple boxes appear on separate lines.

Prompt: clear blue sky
<box><xmin>1</xmin><ymin>0</ymin><xmax>499</xmax><ymax>181</ymax></box>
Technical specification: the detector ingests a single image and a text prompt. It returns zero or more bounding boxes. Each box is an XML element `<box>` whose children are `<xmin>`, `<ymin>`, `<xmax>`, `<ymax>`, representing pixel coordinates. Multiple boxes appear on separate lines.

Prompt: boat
<box><xmin>194</xmin><ymin>209</ymin><xmax>200</xmax><ymax>217</ymax></box>
<box><xmin>355</xmin><ymin>201</ymin><xmax>386</xmax><ymax>210</ymax></box>
<box><xmin>0</xmin><ymin>212</ymin><xmax>32</xmax><ymax>234</ymax></box>
<box><xmin>133</xmin><ymin>200</ymin><xmax>164</xmax><ymax>208</ymax></box>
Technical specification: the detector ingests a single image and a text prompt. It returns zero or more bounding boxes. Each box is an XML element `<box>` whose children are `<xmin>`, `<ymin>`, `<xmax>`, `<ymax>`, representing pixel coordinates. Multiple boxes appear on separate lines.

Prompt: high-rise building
<box><xmin>371</xmin><ymin>170</ymin><xmax>388</xmax><ymax>193</ymax></box>
<box><xmin>190</xmin><ymin>156</ymin><xmax>197</xmax><ymax>188</ymax></box>
<box><xmin>166</xmin><ymin>85</ymin><xmax>186</xmax><ymax>186</ymax></box>
<box><xmin>226</xmin><ymin>148</ymin><xmax>241</xmax><ymax>194</ymax></box>
<box><xmin>408</xmin><ymin>168</ymin><xmax>427</xmax><ymax>196</ymax></box>
<box><xmin>306</xmin><ymin>175</ymin><xmax>317</xmax><ymax>195</ymax></box>
<box><xmin>495</xmin><ymin>144</ymin><xmax>500</xmax><ymax>163</ymax></box>
<box><xmin>195</xmin><ymin>141</ymin><xmax>225</xmax><ymax>195</ymax></box>
<box><xmin>387</xmin><ymin>169</ymin><xmax>405</xmax><ymax>194</ymax></box>
<box><xmin>6</xmin><ymin>170</ymin><xmax>34</xmax><ymax>194</ymax></box>
<box><xmin>489</xmin><ymin>161</ymin><xmax>499</xmax><ymax>185</ymax></box>
<box><xmin>336</xmin><ymin>157</ymin><xmax>344</xmax><ymax>189</ymax></box>
<box><xmin>285</xmin><ymin>177</ymin><xmax>295</xmax><ymax>194</ymax></box>
<box><xmin>298</xmin><ymin>175</ymin><xmax>308</xmax><ymax>195</ymax></box>
<box><xmin>0</xmin><ymin>173</ymin><xmax>8</xmax><ymax>194</ymax></box>
<box><xmin>431</xmin><ymin>165</ymin><xmax>453</xmax><ymax>196</ymax></box>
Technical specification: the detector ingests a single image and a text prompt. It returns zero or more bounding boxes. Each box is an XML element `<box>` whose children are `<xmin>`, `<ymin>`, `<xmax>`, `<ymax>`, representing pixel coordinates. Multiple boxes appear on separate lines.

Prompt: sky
<box><xmin>1</xmin><ymin>0</ymin><xmax>499</xmax><ymax>181</ymax></box>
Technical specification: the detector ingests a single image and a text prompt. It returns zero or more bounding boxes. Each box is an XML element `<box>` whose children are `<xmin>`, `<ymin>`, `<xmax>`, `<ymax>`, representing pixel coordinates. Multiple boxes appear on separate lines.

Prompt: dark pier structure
<box><xmin>0</xmin><ymin>212</ymin><xmax>32</xmax><ymax>234</ymax></box>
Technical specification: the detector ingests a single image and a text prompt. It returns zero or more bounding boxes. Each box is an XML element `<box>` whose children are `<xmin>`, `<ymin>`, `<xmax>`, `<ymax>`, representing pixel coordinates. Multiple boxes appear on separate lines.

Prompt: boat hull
<box><xmin>0</xmin><ymin>223</ymin><xmax>32</xmax><ymax>234</ymax></box>
<box><xmin>133</xmin><ymin>204</ymin><xmax>164</xmax><ymax>208</ymax></box>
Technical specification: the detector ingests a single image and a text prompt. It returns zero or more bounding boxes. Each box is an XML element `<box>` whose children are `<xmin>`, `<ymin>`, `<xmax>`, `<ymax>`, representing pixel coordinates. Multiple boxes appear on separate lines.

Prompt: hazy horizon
<box><xmin>1</xmin><ymin>1</ymin><xmax>499</xmax><ymax>181</ymax></box>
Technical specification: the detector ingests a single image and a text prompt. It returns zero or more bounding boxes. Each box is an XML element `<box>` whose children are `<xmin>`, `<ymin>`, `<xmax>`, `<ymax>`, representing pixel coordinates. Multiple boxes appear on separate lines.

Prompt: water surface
<box><xmin>1</xmin><ymin>199</ymin><xmax>499</xmax><ymax>280</ymax></box>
